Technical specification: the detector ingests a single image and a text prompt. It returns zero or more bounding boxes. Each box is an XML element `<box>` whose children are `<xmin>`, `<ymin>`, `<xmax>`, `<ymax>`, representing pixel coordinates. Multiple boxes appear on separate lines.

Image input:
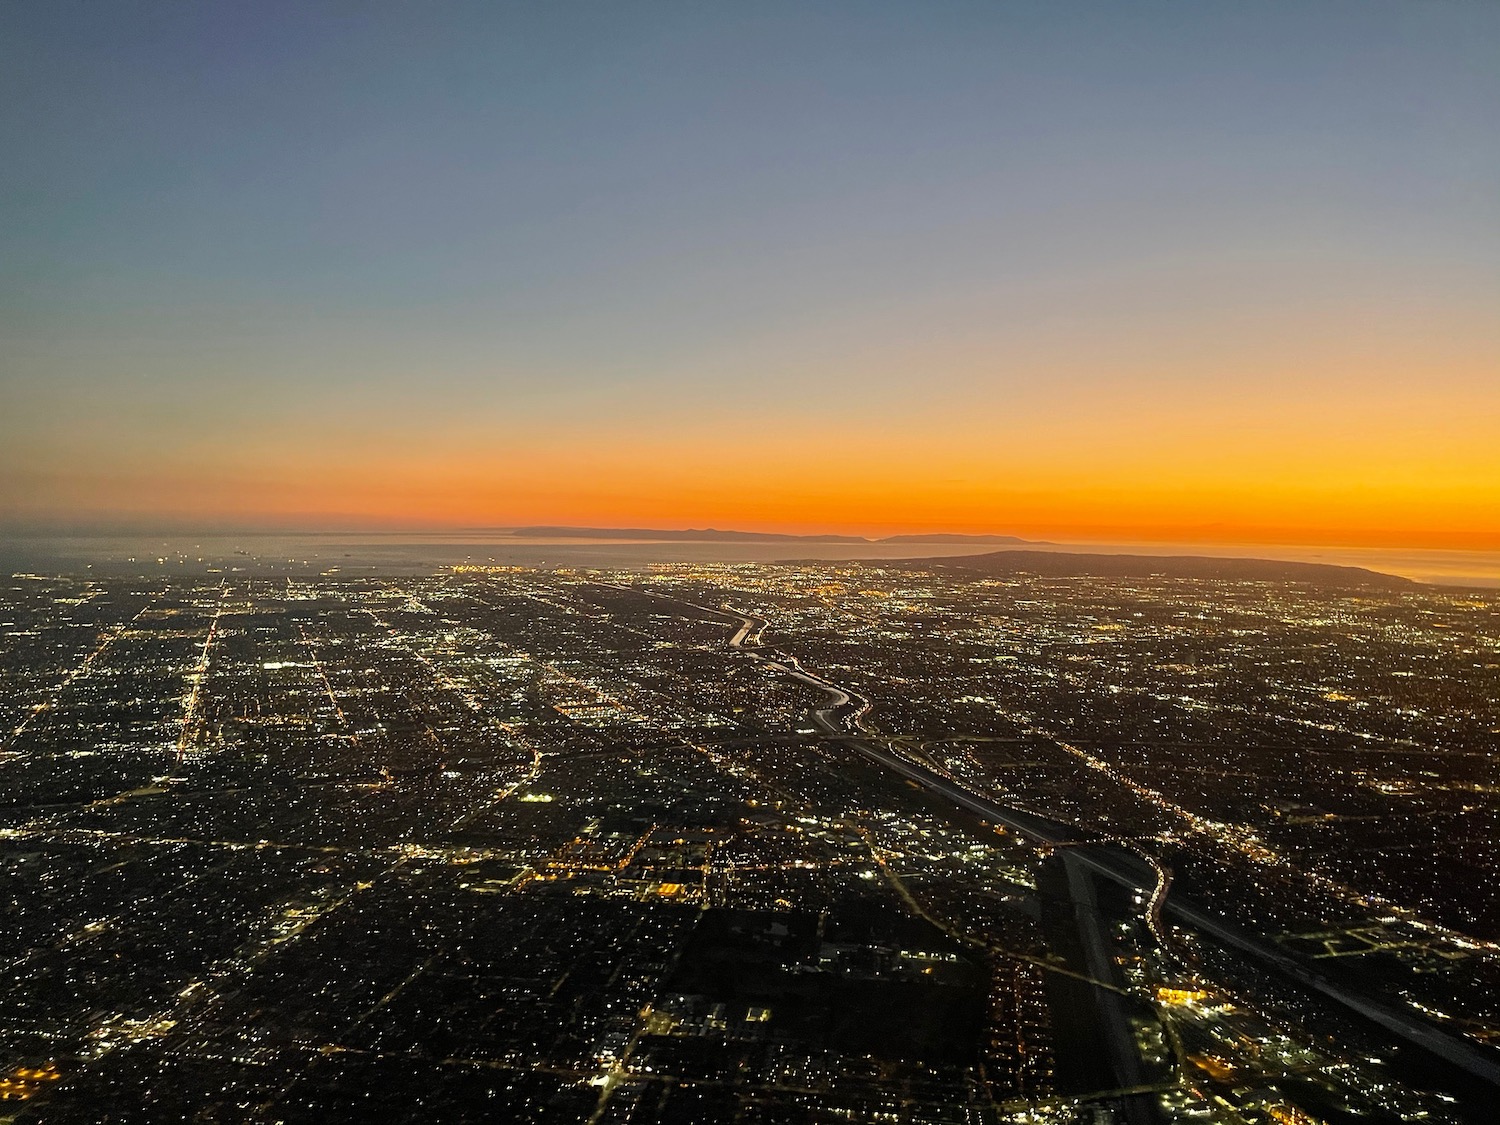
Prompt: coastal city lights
<box><xmin>0</xmin><ymin>559</ymin><xmax>1494</xmax><ymax>1121</ymax></box>
<box><xmin>4</xmin><ymin>2</ymin><xmax>1497</xmax><ymax>1121</ymax></box>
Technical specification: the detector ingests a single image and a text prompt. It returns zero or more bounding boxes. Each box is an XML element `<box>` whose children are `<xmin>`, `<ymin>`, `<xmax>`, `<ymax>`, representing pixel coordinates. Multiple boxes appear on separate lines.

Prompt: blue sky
<box><xmin>3</xmin><ymin>1</ymin><xmax>1497</xmax><ymax>541</ymax></box>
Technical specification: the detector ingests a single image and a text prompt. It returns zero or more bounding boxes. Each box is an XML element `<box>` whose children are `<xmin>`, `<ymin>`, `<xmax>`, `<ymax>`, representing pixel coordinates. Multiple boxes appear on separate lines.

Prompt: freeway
<box><xmin>693</xmin><ymin>598</ymin><xmax>1500</xmax><ymax>1093</ymax></box>
<box><xmin>1062</xmin><ymin>851</ymin><xmax>1162</xmax><ymax>1125</ymax></box>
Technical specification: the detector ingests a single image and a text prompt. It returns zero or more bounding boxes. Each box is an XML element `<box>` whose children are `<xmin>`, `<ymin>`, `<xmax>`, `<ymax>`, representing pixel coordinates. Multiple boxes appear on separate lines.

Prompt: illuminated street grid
<box><xmin>0</xmin><ymin>565</ymin><xmax>1495</xmax><ymax>1123</ymax></box>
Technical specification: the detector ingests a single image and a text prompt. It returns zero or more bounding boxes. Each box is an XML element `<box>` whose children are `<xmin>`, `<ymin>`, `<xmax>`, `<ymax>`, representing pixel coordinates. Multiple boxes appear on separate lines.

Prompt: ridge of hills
<box><xmin>897</xmin><ymin>549</ymin><xmax>1415</xmax><ymax>588</ymax></box>
<box><xmin>491</xmin><ymin>526</ymin><xmax>1036</xmax><ymax>544</ymax></box>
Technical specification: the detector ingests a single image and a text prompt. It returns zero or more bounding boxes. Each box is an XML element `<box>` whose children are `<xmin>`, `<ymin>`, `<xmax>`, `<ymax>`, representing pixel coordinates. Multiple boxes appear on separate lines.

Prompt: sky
<box><xmin>3</xmin><ymin>0</ymin><xmax>1497</xmax><ymax>547</ymax></box>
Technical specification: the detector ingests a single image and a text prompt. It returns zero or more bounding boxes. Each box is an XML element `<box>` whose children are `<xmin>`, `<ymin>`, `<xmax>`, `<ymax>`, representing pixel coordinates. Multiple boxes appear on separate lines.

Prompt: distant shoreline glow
<box><xmin>4</xmin><ymin>530</ymin><xmax>1499</xmax><ymax>589</ymax></box>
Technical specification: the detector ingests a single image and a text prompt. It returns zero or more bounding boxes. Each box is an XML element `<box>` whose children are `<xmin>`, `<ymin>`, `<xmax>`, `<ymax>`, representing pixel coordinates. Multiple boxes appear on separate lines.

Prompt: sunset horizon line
<box><xmin>5</xmin><ymin>516</ymin><xmax>1497</xmax><ymax>554</ymax></box>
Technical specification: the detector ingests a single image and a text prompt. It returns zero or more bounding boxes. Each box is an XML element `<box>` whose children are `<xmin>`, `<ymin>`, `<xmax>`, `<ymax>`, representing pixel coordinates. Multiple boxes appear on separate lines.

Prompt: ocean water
<box><xmin>2</xmin><ymin>532</ymin><xmax>1498</xmax><ymax>588</ymax></box>
<box><xmin>1059</xmin><ymin>540</ymin><xmax>1500</xmax><ymax>589</ymax></box>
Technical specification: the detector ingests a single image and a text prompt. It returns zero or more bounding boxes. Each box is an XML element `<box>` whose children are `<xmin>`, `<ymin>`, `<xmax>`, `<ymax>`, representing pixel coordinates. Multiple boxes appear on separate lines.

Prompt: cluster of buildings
<box><xmin>0</xmin><ymin>563</ymin><xmax>1493</xmax><ymax>1122</ymax></box>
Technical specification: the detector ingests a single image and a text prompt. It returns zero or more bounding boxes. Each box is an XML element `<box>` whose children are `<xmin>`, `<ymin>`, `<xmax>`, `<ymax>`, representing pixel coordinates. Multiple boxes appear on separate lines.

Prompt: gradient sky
<box><xmin>3</xmin><ymin>1</ymin><xmax>1497</xmax><ymax>546</ymax></box>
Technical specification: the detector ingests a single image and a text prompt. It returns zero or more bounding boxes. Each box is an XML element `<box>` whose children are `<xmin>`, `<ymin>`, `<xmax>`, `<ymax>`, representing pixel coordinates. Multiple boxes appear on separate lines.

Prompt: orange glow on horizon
<box><xmin>8</xmin><ymin>439</ymin><xmax>1497</xmax><ymax>551</ymax></box>
<box><xmin>5</xmin><ymin>2</ymin><xmax>1498</xmax><ymax>563</ymax></box>
<box><xmin>5</xmin><ymin>321</ymin><xmax>1496</xmax><ymax>552</ymax></box>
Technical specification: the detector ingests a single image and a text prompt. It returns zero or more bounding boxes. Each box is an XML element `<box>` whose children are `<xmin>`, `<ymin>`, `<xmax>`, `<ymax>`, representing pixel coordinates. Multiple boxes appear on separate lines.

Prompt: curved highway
<box><xmin>691</xmin><ymin>596</ymin><xmax>1500</xmax><ymax>1092</ymax></box>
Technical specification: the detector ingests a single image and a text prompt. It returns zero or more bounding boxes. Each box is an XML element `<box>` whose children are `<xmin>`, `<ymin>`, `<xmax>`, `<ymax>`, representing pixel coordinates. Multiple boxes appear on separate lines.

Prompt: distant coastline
<box><xmin>2</xmin><ymin>530</ymin><xmax>1497</xmax><ymax>587</ymax></box>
